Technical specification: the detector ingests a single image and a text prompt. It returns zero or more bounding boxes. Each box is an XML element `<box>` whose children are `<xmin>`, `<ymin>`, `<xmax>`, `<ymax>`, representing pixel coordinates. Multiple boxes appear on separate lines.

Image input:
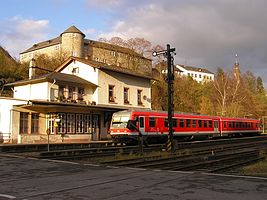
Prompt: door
<box><xmin>214</xmin><ymin>120</ymin><xmax>219</xmax><ymax>133</ymax></box>
<box><xmin>139</xmin><ymin>116</ymin><xmax>145</xmax><ymax>135</ymax></box>
<box><xmin>92</xmin><ymin>114</ymin><xmax>100</xmax><ymax>141</ymax></box>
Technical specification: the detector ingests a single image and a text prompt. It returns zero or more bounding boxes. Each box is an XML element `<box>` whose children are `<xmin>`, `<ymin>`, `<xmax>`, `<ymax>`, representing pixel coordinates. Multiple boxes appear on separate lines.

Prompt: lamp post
<box><xmin>153</xmin><ymin>44</ymin><xmax>176</xmax><ymax>152</ymax></box>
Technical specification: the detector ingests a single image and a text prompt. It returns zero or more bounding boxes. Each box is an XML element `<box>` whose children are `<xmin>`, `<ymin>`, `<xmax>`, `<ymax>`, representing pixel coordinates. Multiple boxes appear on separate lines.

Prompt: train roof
<box><xmin>113</xmin><ymin>110</ymin><xmax>259</xmax><ymax>121</ymax></box>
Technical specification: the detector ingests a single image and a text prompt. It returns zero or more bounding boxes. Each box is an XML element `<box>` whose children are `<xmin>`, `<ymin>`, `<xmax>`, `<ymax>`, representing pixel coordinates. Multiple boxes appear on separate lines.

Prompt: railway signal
<box><xmin>153</xmin><ymin>44</ymin><xmax>176</xmax><ymax>152</ymax></box>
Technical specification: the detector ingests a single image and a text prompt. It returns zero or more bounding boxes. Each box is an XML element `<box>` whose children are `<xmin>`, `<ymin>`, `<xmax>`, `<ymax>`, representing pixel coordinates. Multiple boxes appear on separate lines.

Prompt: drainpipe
<box><xmin>48</xmin><ymin>79</ymin><xmax>56</xmax><ymax>101</ymax></box>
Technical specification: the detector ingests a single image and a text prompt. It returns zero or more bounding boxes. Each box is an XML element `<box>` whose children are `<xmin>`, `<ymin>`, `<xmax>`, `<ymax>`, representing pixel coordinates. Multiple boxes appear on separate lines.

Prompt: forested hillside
<box><xmin>152</xmin><ymin>63</ymin><xmax>267</xmax><ymax>118</ymax></box>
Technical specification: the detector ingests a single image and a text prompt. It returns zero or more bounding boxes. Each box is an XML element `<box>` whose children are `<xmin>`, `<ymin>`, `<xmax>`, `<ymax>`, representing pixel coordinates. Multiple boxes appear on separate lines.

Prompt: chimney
<box><xmin>29</xmin><ymin>58</ymin><xmax>36</xmax><ymax>79</ymax></box>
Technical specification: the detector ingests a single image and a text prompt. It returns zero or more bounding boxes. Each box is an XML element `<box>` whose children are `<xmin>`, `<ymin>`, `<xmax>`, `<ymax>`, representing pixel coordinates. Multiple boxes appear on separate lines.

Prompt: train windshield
<box><xmin>111</xmin><ymin>115</ymin><xmax>130</xmax><ymax>128</ymax></box>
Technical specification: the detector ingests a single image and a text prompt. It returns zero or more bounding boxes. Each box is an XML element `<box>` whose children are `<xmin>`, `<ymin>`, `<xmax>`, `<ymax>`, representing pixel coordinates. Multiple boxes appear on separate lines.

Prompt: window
<box><xmin>165</xmin><ymin>118</ymin><xmax>177</xmax><ymax>127</ymax></box>
<box><xmin>137</xmin><ymin>89</ymin><xmax>142</xmax><ymax>105</ymax></box>
<box><xmin>198</xmin><ymin>120</ymin><xmax>202</xmax><ymax>128</ymax></box>
<box><xmin>192</xmin><ymin>120</ymin><xmax>196</xmax><ymax>128</ymax></box>
<box><xmin>31</xmin><ymin>113</ymin><xmax>39</xmax><ymax>134</ymax></box>
<box><xmin>164</xmin><ymin>118</ymin><xmax>168</xmax><ymax>127</ymax></box>
<box><xmin>58</xmin><ymin>86</ymin><xmax>66</xmax><ymax>99</ymax></box>
<box><xmin>124</xmin><ymin>87</ymin><xmax>129</xmax><ymax>104</ymax></box>
<box><xmin>76</xmin><ymin>114</ymin><xmax>83</xmax><ymax>133</ymax></box>
<box><xmin>78</xmin><ymin>88</ymin><xmax>84</xmax><ymax>100</ymax></box>
<box><xmin>199</xmin><ymin>74</ymin><xmax>202</xmax><ymax>78</ymax></box>
<box><xmin>67</xmin><ymin>114</ymin><xmax>75</xmax><ymax>133</ymax></box>
<box><xmin>180</xmin><ymin>119</ymin><xmax>184</xmax><ymax>127</ymax></box>
<box><xmin>68</xmin><ymin>86</ymin><xmax>75</xmax><ymax>100</ymax></box>
<box><xmin>208</xmin><ymin>120</ymin><xmax>212</xmax><ymax>128</ymax></box>
<box><xmin>20</xmin><ymin>112</ymin><xmax>28</xmax><ymax>134</ymax></box>
<box><xmin>186</xmin><ymin>119</ymin><xmax>191</xmax><ymax>128</ymax></box>
<box><xmin>58</xmin><ymin>113</ymin><xmax>66</xmax><ymax>134</ymax></box>
<box><xmin>109</xmin><ymin>85</ymin><xmax>115</xmax><ymax>102</ymax></box>
<box><xmin>139</xmin><ymin>117</ymin><xmax>144</xmax><ymax>128</ymax></box>
<box><xmin>223</xmin><ymin>121</ymin><xmax>227</xmax><ymax>128</ymax></box>
<box><xmin>149</xmin><ymin>117</ymin><xmax>156</xmax><ymax>127</ymax></box>
<box><xmin>173</xmin><ymin>119</ymin><xmax>178</xmax><ymax>127</ymax></box>
<box><xmin>84</xmin><ymin>114</ymin><xmax>91</xmax><ymax>133</ymax></box>
<box><xmin>72</xmin><ymin>67</ymin><xmax>79</xmax><ymax>74</ymax></box>
<box><xmin>204</xmin><ymin>120</ymin><xmax>208</xmax><ymax>128</ymax></box>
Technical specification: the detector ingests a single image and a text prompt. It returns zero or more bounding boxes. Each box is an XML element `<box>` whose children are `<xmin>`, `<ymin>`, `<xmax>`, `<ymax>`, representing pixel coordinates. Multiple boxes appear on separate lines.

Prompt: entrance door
<box><xmin>92</xmin><ymin>114</ymin><xmax>100</xmax><ymax>141</ymax></box>
<box><xmin>214</xmin><ymin>120</ymin><xmax>219</xmax><ymax>133</ymax></box>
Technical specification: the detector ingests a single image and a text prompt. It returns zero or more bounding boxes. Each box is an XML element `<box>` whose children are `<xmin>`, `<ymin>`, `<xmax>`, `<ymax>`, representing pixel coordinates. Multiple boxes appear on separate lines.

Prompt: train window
<box><xmin>173</xmin><ymin>119</ymin><xmax>178</xmax><ymax>127</ymax></box>
<box><xmin>192</xmin><ymin>120</ymin><xmax>196</xmax><ymax>128</ymax></box>
<box><xmin>186</xmin><ymin>119</ymin><xmax>191</xmax><ymax>128</ymax></box>
<box><xmin>223</xmin><ymin>121</ymin><xmax>227</xmax><ymax>128</ymax></box>
<box><xmin>149</xmin><ymin>117</ymin><xmax>156</xmax><ymax>127</ymax></box>
<box><xmin>204</xmin><ymin>120</ymin><xmax>208</xmax><ymax>128</ymax></box>
<box><xmin>180</xmin><ymin>119</ymin><xmax>184</xmax><ymax>127</ymax></box>
<box><xmin>164</xmin><ymin>118</ymin><xmax>168</xmax><ymax>127</ymax></box>
<box><xmin>139</xmin><ymin>117</ymin><xmax>144</xmax><ymax>128</ymax></box>
<box><xmin>198</xmin><ymin>120</ymin><xmax>202</xmax><ymax>128</ymax></box>
<box><xmin>208</xmin><ymin>120</ymin><xmax>212</xmax><ymax>128</ymax></box>
<box><xmin>236</xmin><ymin>122</ymin><xmax>239</xmax><ymax>128</ymax></box>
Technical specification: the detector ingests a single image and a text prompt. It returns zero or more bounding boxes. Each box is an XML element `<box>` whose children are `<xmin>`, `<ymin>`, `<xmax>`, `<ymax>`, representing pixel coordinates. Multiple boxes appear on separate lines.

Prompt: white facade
<box><xmin>1</xmin><ymin>57</ymin><xmax>152</xmax><ymax>144</ymax></box>
<box><xmin>175</xmin><ymin>65</ymin><xmax>214</xmax><ymax>83</ymax></box>
<box><xmin>57</xmin><ymin>58</ymin><xmax>151</xmax><ymax>109</ymax></box>
<box><xmin>0</xmin><ymin>98</ymin><xmax>28</xmax><ymax>143</ymax></box>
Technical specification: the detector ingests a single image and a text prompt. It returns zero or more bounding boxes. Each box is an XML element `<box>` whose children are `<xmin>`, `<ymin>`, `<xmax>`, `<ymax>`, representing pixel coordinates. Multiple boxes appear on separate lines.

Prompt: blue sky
<box><xmin>1</xmin><ymin>0</ymin><xmax>267</xmax><ymax>85</ymax></box>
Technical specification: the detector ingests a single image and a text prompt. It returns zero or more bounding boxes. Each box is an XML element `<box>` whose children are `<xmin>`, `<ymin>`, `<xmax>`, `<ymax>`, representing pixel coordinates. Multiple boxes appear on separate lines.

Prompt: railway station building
<box><xmin>0</xmin><ymin>26</ymin><xmax>152</xmax><ymax>144</ymax></box>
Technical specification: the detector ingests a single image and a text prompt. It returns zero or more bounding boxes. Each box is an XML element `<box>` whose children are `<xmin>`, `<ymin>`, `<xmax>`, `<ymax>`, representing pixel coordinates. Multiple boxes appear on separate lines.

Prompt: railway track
<box><xmin>5</xmin><ymin>135</ymin><xmax>267</xmax><ymax>175</ymax></box>
<box><xmin>98</xmin><ymin>136</ymin><xmax>267</xmax><ymax>174</ymax></box>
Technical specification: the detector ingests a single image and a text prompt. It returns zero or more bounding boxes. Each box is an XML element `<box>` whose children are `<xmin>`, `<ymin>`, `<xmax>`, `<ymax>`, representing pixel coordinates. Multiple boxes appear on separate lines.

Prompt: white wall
<box><xmin>0</xmin><ymin>98</ymin><xmax>27</xmax><ymax>143</ymax></box>
<box><xmin>14</xmin><ymin>82</ymin><xmax>50</xmax><ymax>100</ymax></box>
<box><xmin>60</xmin><ymin>60</ymin><xmax>99</xmax><ymax>103</ymax></box>
<box><xmin>98</xmin><ymin>70</ymin><xmax>151</xmax><ymax>109</ymax></box>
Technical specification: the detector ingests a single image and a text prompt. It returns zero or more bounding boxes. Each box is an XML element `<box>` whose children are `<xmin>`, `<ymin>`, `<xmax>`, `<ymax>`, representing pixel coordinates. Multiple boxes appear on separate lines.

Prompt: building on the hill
<box><xmin>161</xmin><ymin>64</ymin><xmax>214</xmax><ymax>83</ymax></box>
<box><xmin>20</xmin><ymin>25</ymin><xmax>151</xmax><ymax>76</ymax></box>
<box><xmin>0</xmin><ymin>56</ymin><xmax>152</xmax><ymax>144</ymax></box>
<box><xmin>175</xmin><ymin>64</ymin><xmax>214</xmax><ymax>83</ymax></box>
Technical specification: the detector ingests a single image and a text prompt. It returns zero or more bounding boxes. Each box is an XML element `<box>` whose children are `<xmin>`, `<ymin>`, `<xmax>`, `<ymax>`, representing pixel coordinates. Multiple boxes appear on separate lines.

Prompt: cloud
<box><xmin>98</xmin><ymin>0</ymin><xmax>267</xmax><ymax>82</ymax></box>
<box><xmin>0</xmin><ymin>16</ymin><xmax>49</xmax><ymax>59</ymax></box>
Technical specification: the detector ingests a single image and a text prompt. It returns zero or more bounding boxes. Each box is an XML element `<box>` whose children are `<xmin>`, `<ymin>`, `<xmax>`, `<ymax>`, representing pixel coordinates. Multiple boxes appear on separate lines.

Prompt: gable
<box><xmin>56</xmin><ymin>58</ymin><xmax>99</xmax><ymax>86</ymax></box>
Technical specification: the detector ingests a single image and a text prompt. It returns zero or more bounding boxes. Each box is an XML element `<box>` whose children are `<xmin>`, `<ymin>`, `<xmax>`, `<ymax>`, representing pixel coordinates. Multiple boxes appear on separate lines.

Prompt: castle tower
<box><xmin>61</xmin><ymin>25</ymin><xmax>85</xmax><ymax>58</ymax></box>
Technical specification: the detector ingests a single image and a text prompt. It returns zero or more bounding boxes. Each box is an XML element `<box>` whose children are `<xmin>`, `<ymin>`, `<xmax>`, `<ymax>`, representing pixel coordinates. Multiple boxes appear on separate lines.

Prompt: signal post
<box><xmin>153</xmin><ymin>44</ymin><xmax>176</xmax><ymax>152</ymax></box>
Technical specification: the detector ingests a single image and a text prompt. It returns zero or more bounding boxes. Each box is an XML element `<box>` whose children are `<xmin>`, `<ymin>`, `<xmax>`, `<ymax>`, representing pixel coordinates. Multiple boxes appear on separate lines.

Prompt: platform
<box><xmin>0</xmin><ymin>153</ymin><xmax>266</xmax><ymax>199</ymax></box>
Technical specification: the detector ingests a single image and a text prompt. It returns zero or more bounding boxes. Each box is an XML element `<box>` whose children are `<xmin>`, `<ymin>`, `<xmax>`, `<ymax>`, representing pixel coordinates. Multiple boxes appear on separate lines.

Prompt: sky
<box><xmin>1</xmin><ymin>0</ymin><xmax>267</xmax><ymax>84</ymax></box>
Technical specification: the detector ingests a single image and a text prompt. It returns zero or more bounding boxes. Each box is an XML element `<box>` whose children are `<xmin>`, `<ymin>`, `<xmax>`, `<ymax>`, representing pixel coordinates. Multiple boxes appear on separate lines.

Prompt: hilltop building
<box><xmin>20</xmin><ymin>25</ymin><xmax>151</xmax><ymax>76</ymax></box>
<box><xmin>176</xmin><ymin>64</ymin><xmax>214</xmax><ymax>83</ymax></box>
<box><xmin>161</xmin><ymin>64</ymin><xmax>214</xmax><ymax>83</ymax></box>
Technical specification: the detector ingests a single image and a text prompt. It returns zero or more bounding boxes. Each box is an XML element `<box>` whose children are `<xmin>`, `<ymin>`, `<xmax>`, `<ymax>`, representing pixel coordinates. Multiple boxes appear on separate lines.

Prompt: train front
<box><xmin>109</xmin><ymin>111</ymin><xmax>139</xmax><ymax>144</ymax></box>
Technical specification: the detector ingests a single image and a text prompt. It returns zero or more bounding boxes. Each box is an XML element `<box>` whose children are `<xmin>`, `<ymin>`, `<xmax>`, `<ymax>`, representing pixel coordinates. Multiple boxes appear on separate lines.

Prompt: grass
<box><xmin>241</xmin><ymin>157</ymin><xmax>267</xmax><ymax>177</ymax></box>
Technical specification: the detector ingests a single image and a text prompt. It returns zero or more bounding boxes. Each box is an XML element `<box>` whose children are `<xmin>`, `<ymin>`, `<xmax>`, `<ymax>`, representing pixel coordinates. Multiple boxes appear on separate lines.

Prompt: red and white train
<box><xmin>109</xmin><ymin>110</ymin><xmax>261</xmax><ymax>144</ymax></box>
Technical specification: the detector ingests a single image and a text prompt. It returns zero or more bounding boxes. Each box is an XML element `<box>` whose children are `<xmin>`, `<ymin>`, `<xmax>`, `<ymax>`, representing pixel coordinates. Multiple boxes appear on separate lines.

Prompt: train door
<box><xmin>139</xmin><ymin>116</ymin><xmax>145</xmax><ymax>135</ymax></box>
<box><xmin>214</xmin><ymin>120</ymin><xmax>219</xmax><ymax>133</ymax></box>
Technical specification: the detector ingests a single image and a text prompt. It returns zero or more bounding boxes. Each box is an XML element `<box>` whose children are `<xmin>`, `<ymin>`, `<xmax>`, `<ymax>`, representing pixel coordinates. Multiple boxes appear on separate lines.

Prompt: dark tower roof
<box><xmin>61</xmin><ymin>25</ymin><xmax>85</xmax><ymax>37</ymax></box>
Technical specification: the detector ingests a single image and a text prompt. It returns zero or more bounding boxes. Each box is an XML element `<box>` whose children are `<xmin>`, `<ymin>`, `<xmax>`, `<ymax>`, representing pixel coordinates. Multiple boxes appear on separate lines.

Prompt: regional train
<box><xmin>109</xmin><ymin>110</ymin><xmax>261</xmax><ymax>144</ymax></box>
